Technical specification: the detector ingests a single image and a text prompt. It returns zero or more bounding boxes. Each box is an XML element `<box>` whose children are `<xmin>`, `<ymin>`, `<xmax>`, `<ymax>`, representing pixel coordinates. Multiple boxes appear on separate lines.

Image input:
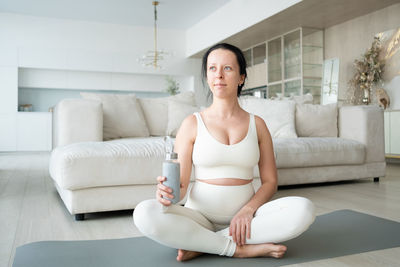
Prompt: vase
<box><xmin>362</xmin><ymin>88</ymin><xmax>370</xmax><ymax>105</ymax></box>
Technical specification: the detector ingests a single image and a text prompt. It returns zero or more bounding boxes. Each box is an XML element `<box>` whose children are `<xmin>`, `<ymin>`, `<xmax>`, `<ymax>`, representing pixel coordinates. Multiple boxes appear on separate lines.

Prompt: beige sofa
<box><xmin>49</xmin><ymin>93</ymin><xmax>385</xmax><ymax>220</ymax></box>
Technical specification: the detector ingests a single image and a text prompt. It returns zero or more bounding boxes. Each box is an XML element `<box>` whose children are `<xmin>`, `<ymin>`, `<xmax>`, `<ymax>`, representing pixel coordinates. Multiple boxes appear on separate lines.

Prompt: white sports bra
<box><xmin>192</xmin><ymin>112</ymin><xmax>260</xmax><ymax>180</ymax></box>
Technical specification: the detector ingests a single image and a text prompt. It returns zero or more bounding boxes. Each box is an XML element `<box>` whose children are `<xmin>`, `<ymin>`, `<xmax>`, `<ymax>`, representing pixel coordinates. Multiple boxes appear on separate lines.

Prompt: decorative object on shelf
<box><xmin>138</xmin><ymin>1</ymin><xmax>171</xmax><ymax>69</ymax></box>
<box><xmin>19</xmin><ymin>104</ymin><xmax>33</xmax><ymax>112</ymax></box>
<box><xmin>347</xmin><ymin>37</ymin><xmax>385</xmax><ymax>105</ymax></box>
<box><xmin>165</xmin><ymin>76</ymin><xmax>180</xmax><ymax>95</ymax></box>
<box><xmin>376</xmin><ymin>88</ymin><xmax>390</xmax><ymax>109</ymax></box>
<box><xmin>321</xmin><ymin>58</ymin><xmax>339</xmax><ymax>105</ymax></box>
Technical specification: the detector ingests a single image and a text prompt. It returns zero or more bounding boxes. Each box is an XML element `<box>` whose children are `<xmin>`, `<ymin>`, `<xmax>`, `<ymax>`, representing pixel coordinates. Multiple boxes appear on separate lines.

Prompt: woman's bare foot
<box><xmin>233</xmin><ymin>243</ymin><xmax>287</xmax><ymax>258</ymax></box>
<box><xmin>176</xmin><ymin>249</ymin><xmax>203</xmax><ymax>261</ymax></box>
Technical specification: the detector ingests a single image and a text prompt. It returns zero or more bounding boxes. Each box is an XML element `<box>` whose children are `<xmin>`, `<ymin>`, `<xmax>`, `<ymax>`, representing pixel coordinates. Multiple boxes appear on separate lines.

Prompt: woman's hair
<box><xmin>201</xmin><ymin>43</ymin><xmax>247</xmax><ymax>97</ymax></box>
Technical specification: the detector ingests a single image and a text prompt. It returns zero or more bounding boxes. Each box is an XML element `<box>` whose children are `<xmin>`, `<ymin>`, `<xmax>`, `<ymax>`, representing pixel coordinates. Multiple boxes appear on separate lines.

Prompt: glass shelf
<box><xmin>304</xmin><ymin>86</ymin><xmax>321</xmax><ymax>96</ymax></box>
<box><xmin>303</xmin><ymin>45</ymin><xmax>323</xmax><ymax>53</ymax></box>
<box><xmin>284</xmin><ymin>80</ymin><xmax>301</xmax><ymax>97</ymax></box>
<box><xmin>284</xmin><ymin>45</ymin><xmax>323</xmax><ymax>55</ymax></box>
<box><xmin>283</xmin><ymin>63</ymin><xmax>323</xmax><ymax>71</ymax></box>
<box><xmin>242</xmin><ymin>85</ymin><xmax>267</xmax><ymax>98</ymax></box>
<box><xmin>303</xmin><ymin>76</ymin><xmax>322</xmax><ymax>80</ymax></box>
<box><xmin>304</xmin><ymin>77</ymin><xmax>322</xmax><ymax>87</ymax></box>
<box><xmin>245</xmin><ymin>44</ymin><xmax>266</xmax><ymax>67</ymax></box>
<box><xmin>244</xmin><ymin>49</ymin><xmax>252</xmax><ymax>66</ymax></box>
<box><xmin>303</xmin><ymin>63</ymin><xmax>323</xmax><ymax>70</ymax></box>
<box><xmin>253</xmin><ymin>44</ymin><xmax>266</xmax><ymax>65</ymax></box>
<box><xmin>268</xmin><ymin>37</ymin><xmax>282</xmax><ymax>83</ymax></box>
<box><xmin>268</xmin><ymin>84</ymin><xmax>283</xmax><ymax>99</ymax></box>
<box><xmin>268</xmin><ymin>54</ymin><xmax>281</xmax><ymax>60</ymax></box>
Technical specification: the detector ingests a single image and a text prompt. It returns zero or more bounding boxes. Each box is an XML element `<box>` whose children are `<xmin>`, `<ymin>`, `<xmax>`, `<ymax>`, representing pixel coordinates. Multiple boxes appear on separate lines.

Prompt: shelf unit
<box><xmin>384</xmin><ymin>110</ymin><xmax>400</xmax><ymax>157</ymax></box>
<box><xmin>241</xmin><ymin>27</ymin><xmax>323</xmax><ymax>101</ymax></box>
<box><xmin>267</xmin><ymin>27</ymin><xmax>323</xmax><ymax>103</ymax></box>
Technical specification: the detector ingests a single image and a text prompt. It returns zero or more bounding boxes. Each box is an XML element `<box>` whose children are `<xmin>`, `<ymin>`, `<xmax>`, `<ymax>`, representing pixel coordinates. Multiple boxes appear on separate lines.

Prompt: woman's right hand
<box><xmin>156</xmin><ymin>176</ymin><xmax>174</xmax><ymax>206</ymax></box>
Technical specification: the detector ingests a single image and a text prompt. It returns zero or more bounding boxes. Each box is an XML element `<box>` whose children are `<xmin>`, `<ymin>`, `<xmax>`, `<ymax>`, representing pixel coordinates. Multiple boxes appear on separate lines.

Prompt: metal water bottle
<box><xmin>162</xmin><ymin>137</ymin><xmax>180</xmax><ymax>204</ymax></box>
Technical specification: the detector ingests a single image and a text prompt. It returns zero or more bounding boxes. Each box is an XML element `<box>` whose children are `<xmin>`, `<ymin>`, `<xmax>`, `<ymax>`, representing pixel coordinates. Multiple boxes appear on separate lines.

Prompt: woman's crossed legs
<box><xmin>133</xmin><ymin>196</ymin><xmax>315</xmax><ymax>261</ymax></box>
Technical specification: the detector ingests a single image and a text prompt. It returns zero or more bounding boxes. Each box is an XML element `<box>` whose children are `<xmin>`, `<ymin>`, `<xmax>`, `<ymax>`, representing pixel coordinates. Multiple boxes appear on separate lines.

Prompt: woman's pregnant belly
<box><xmin>185</xmin><ymin>180</ymin><xmax>255</xmax><ymax>225</ymax></box>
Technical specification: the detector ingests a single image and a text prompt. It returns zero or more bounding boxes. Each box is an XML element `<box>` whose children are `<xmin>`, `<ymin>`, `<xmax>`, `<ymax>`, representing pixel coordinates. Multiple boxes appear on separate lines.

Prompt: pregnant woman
<box><xmin>133</xmin><ymin>43</ymin><xmax>315</xmax><ymax>262</ymax></box>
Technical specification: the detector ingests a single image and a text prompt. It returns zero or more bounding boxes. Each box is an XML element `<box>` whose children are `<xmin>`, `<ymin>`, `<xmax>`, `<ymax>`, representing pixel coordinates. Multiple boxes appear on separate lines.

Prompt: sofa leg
<box><xmin>374</xmin><ymin>177</ymin><xmax>380</xmax><ymax>183</ymax></box>
<box><xmin>75</xmin><ymin>213</ymin><xmax>85</xmax><ymax>221</ymax></box>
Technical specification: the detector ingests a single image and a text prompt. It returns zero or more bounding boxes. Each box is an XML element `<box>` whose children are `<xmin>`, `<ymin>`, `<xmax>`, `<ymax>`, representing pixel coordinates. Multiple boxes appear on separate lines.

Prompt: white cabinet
<box><xmin>384</xmin><ymin>110</ymin><xmax>400</xmax><ymax>156</ymax></box>
<box><xmin>384</xmin><ymin>112</ymin><xmax>390</xmax><ymax>153</ymax></box>
<box><xmin>0</xmin><ymin>65</ymin><xmax>53</xmax><ymax>151</ymax></box>
<box><xmin>0</xmin><ymin>66</ymin><xmax>18</xmax><ymax>151</ymax></box>
<box><xmin>0</xmin><ymin>66</ymin><xmax>18</xmax><ymax>113</ymax></box>
<box><xmin>16</xmin><ymin>112</ymin><xmax>52</xmax><ymax>151</ymax></box>
<box><xmin>0</xmin><ymin>114</ymin><xmax>17</xmax><ymax>151</ymax></box>
<box><xmin>0</xmin><ymin>111</ymin><xmax>52</xmax><ymax>152</ymax></box>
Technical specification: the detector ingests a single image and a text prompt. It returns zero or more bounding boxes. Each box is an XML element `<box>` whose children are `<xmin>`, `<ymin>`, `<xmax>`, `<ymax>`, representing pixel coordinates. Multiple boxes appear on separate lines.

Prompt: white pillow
<box><xmin>138</xmin><ymin>91</ymin><xmax>196</xmax><ymax>136</ymax></box>
<box><xmin>166</xmin><ymin>100</ymin><xmax>199</xmax><ymax>137</ymax></box>
<box><xmin>296</xmin><ymin>103</ymin><xmax>338</xmax><ymax>137</ymax></box>
<box><xmin>240</xmin><ymin>98</ymin><xmax>297</xmax><ymax>138</ymax></box>
<box><xmin>80</xmin><ymin>92</ymin><xmax>149</xmax><ymax>140</ymax></box>
<box><xmin>292</xmin><ymin>93</ymin><xmax>313</xmax><ymax>104</ymax></box>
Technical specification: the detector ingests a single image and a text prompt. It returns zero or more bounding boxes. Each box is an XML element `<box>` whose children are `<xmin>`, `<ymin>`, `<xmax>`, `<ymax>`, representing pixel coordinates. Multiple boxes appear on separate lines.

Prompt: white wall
<box><xmin>0</xmin><ymin>12</ymin><xmax>204</xmax><ymax>151</ymax></box>
<box><xmin>185</xmin><ymin>0</ymin><xmax>302</xmax><ymax>57</ymax></box>
<box><xmin>0</xmin><ymin>12</ymin><xmax>201</xmax><ymax>78</ymax></box>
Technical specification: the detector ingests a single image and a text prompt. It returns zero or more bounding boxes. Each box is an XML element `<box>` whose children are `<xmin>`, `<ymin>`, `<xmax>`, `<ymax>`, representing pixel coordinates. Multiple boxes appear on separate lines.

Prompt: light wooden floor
<box><xmin>1</xmin><ymin>152</ymin><xmax>399</xmax><ymax>267</ymax></box>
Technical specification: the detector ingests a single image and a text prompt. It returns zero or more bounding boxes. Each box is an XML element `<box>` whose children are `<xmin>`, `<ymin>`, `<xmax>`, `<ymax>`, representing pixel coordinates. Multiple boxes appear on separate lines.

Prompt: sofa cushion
<box><xmin>273</xmin><ymin>137</ymin><xmax>365</xmax><ymax>168</ymax></box>
<box><xmin>54</xmin><ymin>99</ymin><xmax>103</xmax><ymax>147</ymax></box>
<box><xmin>296</xmin><ymin>103</ymin><xmax>338</xmax><ymax>137</ymax></box>
<box><xmin>138</xmin><ymin>92</ymin><xmax>196</xmax><ymax>136</ymax></box>
<box><xmin>50</xmin><ymin>137</ymin><xmax>167</xmax><ymax>190</ymax></box>
<box><xmin>166</xmin><ymin>100</ymin><xmax>199</xmax><ymax>137</ymax></box>
<box><xmin>80</xmin><ymin>93</ymin><xmax>149</xmax><ymax>140</ymax></box>
<box><xmin>240</xmin><ymin>97</ymin><xmax>297</xmax><ymax>138</ymax></box>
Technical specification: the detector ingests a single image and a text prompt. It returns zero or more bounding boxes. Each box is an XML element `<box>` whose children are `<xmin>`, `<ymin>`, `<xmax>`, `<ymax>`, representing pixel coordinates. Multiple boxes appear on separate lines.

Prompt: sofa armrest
<box><xmin>52</xmin><ymin>99</ymin><xmax>103</xmax><ymax>148</ymax></box>
<box><xmin>338</xmin><ymin>105</ymin><xmax>385</xmax><ymax>163</ymax></box>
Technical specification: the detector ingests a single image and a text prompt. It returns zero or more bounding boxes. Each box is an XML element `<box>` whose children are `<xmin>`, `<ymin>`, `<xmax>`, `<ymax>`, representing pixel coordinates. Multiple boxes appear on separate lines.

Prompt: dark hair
<box><xmin>201</xmin><ymin>43</ymin><xmax>247</xmax><ymax>97</ymax></box>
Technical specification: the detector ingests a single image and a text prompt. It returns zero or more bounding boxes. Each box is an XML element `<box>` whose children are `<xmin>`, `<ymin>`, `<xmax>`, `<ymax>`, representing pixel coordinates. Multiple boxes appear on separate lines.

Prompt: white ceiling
<box><xmin>0</xmin><ymin>0</ymin><xmax>231</xmax><ymax>29</ymax></box>
<box><xmin>2</xmin><ymin>0</ymin><xmax>400</xmax><ymax>57</ymax></box>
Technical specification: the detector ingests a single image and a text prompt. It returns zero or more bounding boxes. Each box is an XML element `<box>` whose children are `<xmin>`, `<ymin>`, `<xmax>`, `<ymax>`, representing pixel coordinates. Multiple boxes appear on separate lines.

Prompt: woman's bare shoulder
<box><xmin>176</xmin><ymin>114</ymin><xmax>197</xmax><ymax>142</ymax></box>
<box><xmin>254</xmin><ymin>115</ymin><xmax>267</xmax><ymax>129</ymax></box>
<box><xmin>253</xmin><ymin>114</ymin><xmax>272</xmax><ymax>140</ymax></box>
<box><xmin>181</xmin><ymin>113</ymin><xmax>197</xmax><ymax>128</ymax></box>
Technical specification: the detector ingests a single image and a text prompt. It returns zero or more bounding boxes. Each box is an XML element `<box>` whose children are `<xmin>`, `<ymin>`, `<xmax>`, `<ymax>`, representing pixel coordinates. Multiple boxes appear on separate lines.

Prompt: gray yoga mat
<box><xmin>13</xmin><ymin>210</ymin><xmax>400</xmax><ymax>267</ymax></box>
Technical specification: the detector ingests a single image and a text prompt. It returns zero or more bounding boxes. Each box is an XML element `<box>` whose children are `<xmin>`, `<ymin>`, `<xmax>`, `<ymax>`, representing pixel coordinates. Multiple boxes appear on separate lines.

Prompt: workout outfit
<box><xmin>134</xmin><ymin>112</ymin><xmax>315</xmax><ymax>257</ymax></box>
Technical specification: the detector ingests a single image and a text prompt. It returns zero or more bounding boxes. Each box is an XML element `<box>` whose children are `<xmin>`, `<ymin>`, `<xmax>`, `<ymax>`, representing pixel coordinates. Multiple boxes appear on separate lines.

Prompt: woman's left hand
<box><xmin>229</xmin><ymin>206</ymin><xmax>255</xmax><ymax>246</ymax></box>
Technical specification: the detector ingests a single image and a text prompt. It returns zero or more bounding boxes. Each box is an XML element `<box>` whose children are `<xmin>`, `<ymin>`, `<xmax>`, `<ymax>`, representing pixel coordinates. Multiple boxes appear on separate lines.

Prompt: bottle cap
<box><xmin>166</xmin><ymin>152</ymin><xmax>178</xmax><ymax>160</ymax></box>
<box><xmin>164</xmin><ymin>136</ymin><xmax>178</xmax><ymax>160</ymax></box>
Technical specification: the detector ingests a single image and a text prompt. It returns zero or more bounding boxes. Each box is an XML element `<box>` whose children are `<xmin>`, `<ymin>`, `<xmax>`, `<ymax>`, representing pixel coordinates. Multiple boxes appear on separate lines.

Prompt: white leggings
<box><xmin>133</xmin><ymin>181</ymin><xmax>315</xmax><ymax>257</ymax></box>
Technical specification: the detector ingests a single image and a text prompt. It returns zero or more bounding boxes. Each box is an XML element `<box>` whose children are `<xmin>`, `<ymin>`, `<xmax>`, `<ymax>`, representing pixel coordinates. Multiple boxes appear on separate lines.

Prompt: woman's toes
<box><xmin>272</xmin><ymin>251</ymin><xmax>284</xmax><ymax>258</ymax></box>
<box><xmin>277</xmin><ymin>245</ymin><xmax>287</xmax><ymax>252</ymax></box>
<box><xmin>270</xmin><ymin>244</ymin><xmax>286</xmax><ymax>258</ymax></box>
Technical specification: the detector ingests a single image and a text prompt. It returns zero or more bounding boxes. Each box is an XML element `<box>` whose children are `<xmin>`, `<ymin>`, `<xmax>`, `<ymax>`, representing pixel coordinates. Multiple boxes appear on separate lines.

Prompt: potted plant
<box><xmin>165</xmin><ymin>76</ymin><xmax>180</xmax><ymax>95</ymax></box>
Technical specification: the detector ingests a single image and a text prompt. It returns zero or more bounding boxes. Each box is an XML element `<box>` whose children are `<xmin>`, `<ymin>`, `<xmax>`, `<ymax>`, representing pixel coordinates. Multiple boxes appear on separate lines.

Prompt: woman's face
<box><xmin>206</xmin><ymin>48</ymin><xmax>245</xmax><ymax>99</ymax></box>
